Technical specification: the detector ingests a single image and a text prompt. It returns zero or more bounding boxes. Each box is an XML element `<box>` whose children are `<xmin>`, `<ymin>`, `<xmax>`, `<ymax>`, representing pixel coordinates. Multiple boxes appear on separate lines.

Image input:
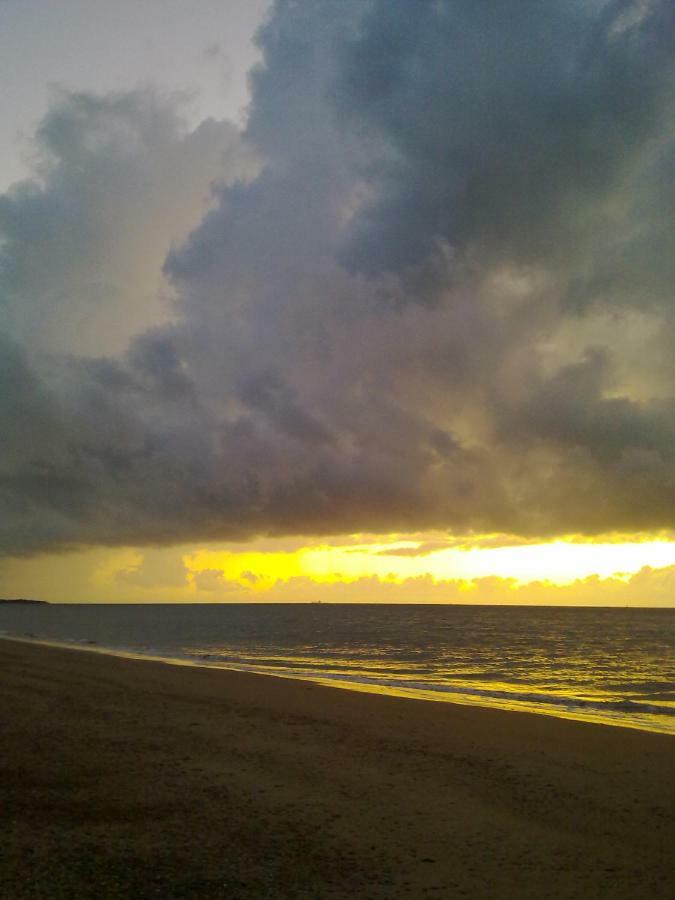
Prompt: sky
<box><xmin>0</xmin><ymin>0</ymin><xmax>674</xmax><ymax>605</ymax></box>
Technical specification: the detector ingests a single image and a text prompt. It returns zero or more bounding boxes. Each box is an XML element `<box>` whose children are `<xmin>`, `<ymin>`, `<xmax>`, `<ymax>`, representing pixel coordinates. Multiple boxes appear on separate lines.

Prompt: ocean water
<box><xmin>1</xmin><ymin>603</ymin><xmax>673</xmax><ymax>735</ymax></box>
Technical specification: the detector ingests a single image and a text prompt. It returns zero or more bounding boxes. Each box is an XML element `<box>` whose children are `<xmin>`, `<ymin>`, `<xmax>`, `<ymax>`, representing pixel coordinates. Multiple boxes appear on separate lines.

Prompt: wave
<box><xmin>2</xmin><ymin>619</ymin><xmax>672</xmax><ymax>734</ymax></box>
<box><xmin>166</xmin><ymin>653</ymin><xmax>675</xmax><ymax>733</ymax></box>
<box><xmin>221</xmin><ymin>664</ymin><xmax>675</xmax><ymax>718</ymax></box>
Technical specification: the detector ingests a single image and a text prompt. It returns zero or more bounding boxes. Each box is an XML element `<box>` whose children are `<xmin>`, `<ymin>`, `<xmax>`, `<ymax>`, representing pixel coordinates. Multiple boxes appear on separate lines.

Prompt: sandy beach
<box><xmin>0</xmin><ymin>639</ymin><xmax>673</xmax><ymax>899</ymax></box>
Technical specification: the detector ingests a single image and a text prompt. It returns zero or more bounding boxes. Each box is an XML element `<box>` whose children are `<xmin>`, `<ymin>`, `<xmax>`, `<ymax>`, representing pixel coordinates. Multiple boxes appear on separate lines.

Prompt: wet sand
<box><xmin>0</xmin><ymin>638</ymin><xmax>673</xmax><ymax>899</ymax></box>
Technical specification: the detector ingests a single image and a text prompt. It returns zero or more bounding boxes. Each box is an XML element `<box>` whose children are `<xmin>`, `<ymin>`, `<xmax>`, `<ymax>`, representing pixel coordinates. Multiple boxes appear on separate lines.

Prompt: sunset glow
<box><xmin>1</xmin><ymin>6</ymin><xmax>673</xmax><ymax>898</ymax></box>
<box><xmin>188</xmin><ymin>536</ymin><xmax>675</xmax><ymax>589</ymax></box>
<box><xmin>2</xmin><ymin>534</ymin><xmax>674</xmax><ymax>605</ymax></box>
<box><xmin>0</xmin><ymin>0</ymin><xmax>673</xmax><ymax>609</ymax></box>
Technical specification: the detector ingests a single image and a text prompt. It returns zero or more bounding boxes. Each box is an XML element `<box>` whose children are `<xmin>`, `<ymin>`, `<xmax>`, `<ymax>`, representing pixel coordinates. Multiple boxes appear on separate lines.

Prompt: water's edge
<box><xmin>3</xmin><ymin>634</ymin><xmax>672</xmax><ymax>737</ymax></box>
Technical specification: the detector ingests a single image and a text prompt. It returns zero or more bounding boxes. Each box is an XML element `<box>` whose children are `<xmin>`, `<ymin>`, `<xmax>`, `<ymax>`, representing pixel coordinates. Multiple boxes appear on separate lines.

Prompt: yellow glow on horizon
<box><xmin>434</xmin><ymin>540</ymin><xmax>675</xmax><ymax>584</ymax></box>
<box><xmin>187</xmin><ymin>536</ymin><xmax>675</xmax><ymax>589</ymax></box>
<box><xmin>1</xmin><ymin>532</ymin><xmax>674</xmax><ymax>604</ymax></box>
<box><xmin>187</xmin><ymin>547</ymin><xmax>308</xmax><ymax>588</ymax></box>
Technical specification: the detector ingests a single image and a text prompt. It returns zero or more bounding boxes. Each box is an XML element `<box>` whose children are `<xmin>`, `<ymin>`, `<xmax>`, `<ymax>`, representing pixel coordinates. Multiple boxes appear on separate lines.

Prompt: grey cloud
<box><xmin>117</xmin><ymin>549</ymin><xmax>190</xmax><ymax>589</ymax></box>
<box><xmin>191</xmin><ymin>568</ymin><xmax>244</xmax><ymax>593</ymax></box>
<box><xmin>238</xmin><ymin>370</ymin><xmax>334</xmax><ymax>446</ymax></box>
<box><xmin>0</xmin><ymin>89</ymin><xmax>255</xmax><ymax>356</ymax></box>
<box><xmin>335</xmin><ymin>0</ymin><xmax>674</xmax><ymax>290</ymax></box>
<box><xmin>505</xmin><ymin>350</ymin><xmax>675</xmax><ymax>466</ymax></box>
<box><xmin>376</xmin><ymin>534</ymin><xmax>547</xmax><ymax>556</ymax></box>
<box><xmin>1</xmin><ymin>1</ymin><xmax>674</xmax><ymax>556</ymax></box>
<box><xmin>204</xmin><ymin>42</ymin><xmax>222</xmax><ymax>59</ymax></box>
<box><xmin>376</xmin><ymin>541</ymin><xmax>458</xmax><ymax>558</ymax></box>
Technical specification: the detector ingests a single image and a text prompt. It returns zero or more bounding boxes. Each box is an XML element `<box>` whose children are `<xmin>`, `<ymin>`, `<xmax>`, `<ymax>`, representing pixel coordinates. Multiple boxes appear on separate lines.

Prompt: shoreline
<box><xmin>1</xmin><ymin>632</ymin><xmax>672</xmax><ymax>736</ymax></box>
<box><xmin>1</xmin><ymin>637</ymin><xmax>674</xmax><ymax>898</ymax></box>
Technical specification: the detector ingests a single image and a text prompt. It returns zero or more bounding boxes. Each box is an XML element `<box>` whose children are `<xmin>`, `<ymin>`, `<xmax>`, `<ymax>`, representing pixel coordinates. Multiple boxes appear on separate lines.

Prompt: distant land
<box><xmin>0</xmin><ymin>598</ymin><xmax>48</xmax><ymax>605</ymax></box>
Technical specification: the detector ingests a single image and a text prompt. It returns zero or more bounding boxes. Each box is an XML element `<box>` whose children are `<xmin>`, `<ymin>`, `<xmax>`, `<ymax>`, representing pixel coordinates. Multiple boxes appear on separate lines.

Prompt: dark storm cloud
<box><xmin>1</xmin><ymin>0</ymin><xmax>674</xmax><ymax>555</ymax></box>
<box><xmin>336</xmin><ymin>0</ymin><xmax>674</xmax><ymax>291</ymax></box>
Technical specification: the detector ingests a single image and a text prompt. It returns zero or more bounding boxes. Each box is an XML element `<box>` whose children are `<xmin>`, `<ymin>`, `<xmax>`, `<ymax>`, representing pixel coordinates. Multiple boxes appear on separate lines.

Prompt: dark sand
<box><xmin>0</xmin><ymin>639</ymin><xmax>673</xmax><ymax>899</ymax></box>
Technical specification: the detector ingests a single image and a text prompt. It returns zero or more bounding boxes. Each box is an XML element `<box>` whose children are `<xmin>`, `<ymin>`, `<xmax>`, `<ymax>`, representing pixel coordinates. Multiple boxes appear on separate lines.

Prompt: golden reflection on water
<box><xmin>2</xmin><ymin>604</ymin><xmax>673</xmax><ymax>735</ymax></box>
<box><xmin>280</xmin><ymin>670</ymin><xmax>675</xmax><ymax>735</ymax></box>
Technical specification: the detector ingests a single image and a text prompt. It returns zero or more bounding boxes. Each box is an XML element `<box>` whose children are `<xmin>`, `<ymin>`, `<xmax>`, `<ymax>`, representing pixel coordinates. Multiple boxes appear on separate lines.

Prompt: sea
<box><xmin>1</xmin><ymin>603</ymin><xmax>673</xmax><ymax>735</ymax></box>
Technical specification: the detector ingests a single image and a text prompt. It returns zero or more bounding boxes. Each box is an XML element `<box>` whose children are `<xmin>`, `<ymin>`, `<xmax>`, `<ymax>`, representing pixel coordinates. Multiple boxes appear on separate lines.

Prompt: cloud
<box><xmin>241</xmin><ymin>570</ymin><xmax>259</xmax><ymax>584</ymax></box>
<box><xmin>117</xmin><ymin>548</ymin><xmax>189</xmax><ymax>589</ymax></box>
<box><xmin>0</xmin><ymin>88</ymin><xmax>255</xmax><ymax>356</ymax></box>
<box><xmin>335</xmin><ymin>0</ymin><xmax>674</xmax><ymax>292</ymax></box>
<box><xmin>377</xmin><ymin>540</ymin><xmax>462</xmax><ymax>558</ymax></box>
<box><xmin>191</xmin><ymin>567</ymin><xmax>243</xmax><ymax>593</ymax></box>
<box><xmin>204</xmin><ymin>42</ymin><xmax>222</xmax><ymax>60</ymax></box>
<box><xmin>0</xmin><ymin>1</ymin><xmax>674</xmax><ymax>556</ymax></box>
<box><xmin>208</xmin><ymin>564</ymin><xmax>675</xmax><ymax>607</ymax></box>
